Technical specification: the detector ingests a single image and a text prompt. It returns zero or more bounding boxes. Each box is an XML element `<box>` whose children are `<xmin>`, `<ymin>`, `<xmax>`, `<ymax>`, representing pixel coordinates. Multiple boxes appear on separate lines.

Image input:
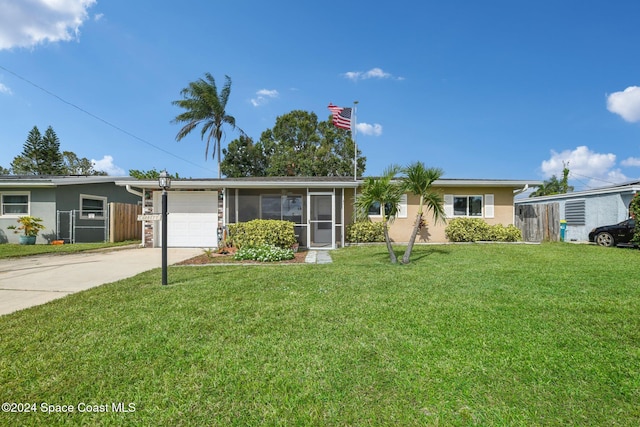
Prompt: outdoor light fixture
<box><xmin>159</xmin><ymin>170</ymin><xmax>171</xmax><ymax>285</ymax></box>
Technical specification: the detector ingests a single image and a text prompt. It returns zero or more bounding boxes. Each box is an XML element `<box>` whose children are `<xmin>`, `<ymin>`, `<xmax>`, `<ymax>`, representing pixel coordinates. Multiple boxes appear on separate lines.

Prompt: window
<box><xmin>260</xmin><ymin>194</ymin><xmax>303</xmax><ymax>223</ymax></box>
<box><xmin>1</xmin><ymin>193</ymin><xmax>29</xmax><ymax>216</ymax></box>
<box><xmin>80</xmin><ymin>195</ymin><xmax>107</xmax><ymax>219</ymax></box>
<box><xmin>454</xmin><ymin>196</ymin><xmax>483</xmax><ymax>217</ymax></box>
<box><xmin>367</xmin><ymin>194</ymin><xmax>408</xmax><ymax>218</ymax></box>
<box><xmin>445</xmin><ymin>194</ymin><xmax>493</xmax><ymax>218</ymax></box>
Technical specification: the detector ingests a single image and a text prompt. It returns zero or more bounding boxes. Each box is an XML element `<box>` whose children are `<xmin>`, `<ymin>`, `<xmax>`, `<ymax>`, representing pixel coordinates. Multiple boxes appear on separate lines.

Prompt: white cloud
<box><xmin>540</xmin><ymin>145</ymin><xmax>628</xmax><ymax>188</ymax></box>
<box><xmin>343</xmin><ymin>67</ymin><xmax>403</xmax><ymax>81</ymax></box>
<box><xmin>0</xmin><ymin>0</ymin><xmax>96</xmax><ymax>50</ymax></box>
<box><xmin>356</xmin><ymin>122</ymin><xmax>383</xmax><ymax>136</ymax></box>
<box><xmin>0</xmin><ymin>83</ymin><xmax>11</xmax><ymax>95</ymax></box>
<box><xmin>621</xmin><ymin>157</ymin><xmax>640</xmax><ymax>167</ymax></box>
<box><xmin>606</xmin><ymin>86</ymin><xmax>640</xmax><ymax>122</ymax></box>
<box><xmin>91</xmin><ymin>155</ymin><xmax>125</xmax><ymax>176</ymax></box>
<box><xmin>250</xmin><ymin>88</ymin><xmax>279</xmax><ymax>107</ymax></box>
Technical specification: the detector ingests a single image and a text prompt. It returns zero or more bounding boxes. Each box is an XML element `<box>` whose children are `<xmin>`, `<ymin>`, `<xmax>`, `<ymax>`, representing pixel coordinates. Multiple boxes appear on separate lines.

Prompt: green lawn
<box><xmin>0</xmin><ymin>243</ymin><xmax>638</xmax><ymax>426</ymax></box>
<box><xmin>0</xmin><ymin>240</ymin><xmax>140</xmax><ymax>259</ymax></box>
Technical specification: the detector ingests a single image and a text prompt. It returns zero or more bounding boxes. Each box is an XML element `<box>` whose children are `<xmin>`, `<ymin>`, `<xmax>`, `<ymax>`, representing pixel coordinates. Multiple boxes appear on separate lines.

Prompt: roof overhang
<box><xmin>0</xmin><ymin>176</ymin><xmax>132</xmax><ymax>188</ymax></box>
<box><xmin>515</xmin><ymin>184</ymin><xmax>640</xmax><ymax>203</ymax></box>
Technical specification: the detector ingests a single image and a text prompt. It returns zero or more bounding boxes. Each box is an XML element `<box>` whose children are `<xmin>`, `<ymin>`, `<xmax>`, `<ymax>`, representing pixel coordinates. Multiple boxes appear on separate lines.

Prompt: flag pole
<box><xmin>353</xmin><ymin>101</ymin><xmax>358</xmax><ymax>181</ymax></box>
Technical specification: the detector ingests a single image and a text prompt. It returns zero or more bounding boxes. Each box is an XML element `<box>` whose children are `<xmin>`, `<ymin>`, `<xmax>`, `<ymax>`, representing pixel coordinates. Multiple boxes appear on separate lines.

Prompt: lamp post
<box><xmin>158</xmin><ymin>170</ymin><xmax>171</xmax><ymax>285</ymax></box>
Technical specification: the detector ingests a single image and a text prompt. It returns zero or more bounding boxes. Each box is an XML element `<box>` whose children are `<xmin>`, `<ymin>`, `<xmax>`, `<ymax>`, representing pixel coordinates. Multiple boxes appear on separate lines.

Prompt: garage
<box><xmin>153</xmin><ymin>191</ymin><xmax>218</xmax><ymax>248</ymax></box>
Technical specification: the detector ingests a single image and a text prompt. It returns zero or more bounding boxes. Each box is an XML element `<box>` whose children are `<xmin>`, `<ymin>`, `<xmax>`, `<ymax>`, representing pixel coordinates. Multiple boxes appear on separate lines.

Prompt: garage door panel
<box><xmin>167</xmin><ymin>213</ymin><xmax>218</xmax><ymax>248</ymax></box>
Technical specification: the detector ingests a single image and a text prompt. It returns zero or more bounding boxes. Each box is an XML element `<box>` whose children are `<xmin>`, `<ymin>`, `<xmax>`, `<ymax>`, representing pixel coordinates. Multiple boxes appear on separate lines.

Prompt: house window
<box><xmin>260</xmin><ymin>195</ymin><xmax>303</xmax><ymax>224</ymax></box>
<box><xmin>565</xmin><ymin>199</ymin><xmax>585</xmax><ymax>225</ymax></box>
<box><xmin>367</xmin><ymin>194</ymin><xmax>408</xmax><ymax>218</ymax></box>
<box><xmin>80</xmin><ymin>194</ymin><xmax>107</xmax><ymax>219</ymax></box>
<box><xmin>445</xmin><ymin>194</ymin><xmax>495</xmax><ymax>218</ymax></box>
<box><xmin>1</xmin><ymin>193</ymin><xmax>29</xmax><ymax>216</ymax></box>
<box><xmin>453</xmin><ymin>195</ymin><xmax>483</xmax><ymax>217</ymax></box>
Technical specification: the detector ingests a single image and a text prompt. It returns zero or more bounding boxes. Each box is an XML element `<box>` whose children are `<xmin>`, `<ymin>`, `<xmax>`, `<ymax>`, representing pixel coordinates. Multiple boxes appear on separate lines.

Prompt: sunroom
<box><xmin>222</xmin><ymin>177</ymin><xmax>359</xmax><ymax>250</ymax></box>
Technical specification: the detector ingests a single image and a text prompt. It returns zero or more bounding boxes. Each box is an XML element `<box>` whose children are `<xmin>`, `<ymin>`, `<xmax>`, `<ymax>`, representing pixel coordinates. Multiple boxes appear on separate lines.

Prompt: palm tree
<box><xmin>400</xmin><ymin>162</ymin><xmax>446</xmax><ymax>264</ymax></box>
<box><xmin>172</xmin><ymin>73</ymin><xmax>242</xmax><ymax>178</ymax></box>
<box><xmin>355</xmin><ymin>165</ymin><xmax>403</xmax><ymax>263</ymax></box>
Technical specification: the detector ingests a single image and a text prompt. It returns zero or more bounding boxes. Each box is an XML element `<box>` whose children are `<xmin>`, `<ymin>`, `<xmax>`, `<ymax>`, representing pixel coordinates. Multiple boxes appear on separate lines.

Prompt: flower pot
<box><xmin>19</xmin><ymin>235</ymin><xmax>37</xmax><ymax>245</ymax></box>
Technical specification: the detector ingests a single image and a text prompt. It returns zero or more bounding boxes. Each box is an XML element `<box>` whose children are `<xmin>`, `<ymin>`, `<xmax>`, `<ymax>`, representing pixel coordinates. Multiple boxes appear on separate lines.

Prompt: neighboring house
<box><xmin>0</xmin><ymin>176</ymin><xmax>141</xmax><ymax>244</ymax></box>
<box><xmin>117</xmin><ymin>177</ymin><xmax>540</xmax><ymax>249</ymax></box>
<box><xmin>514</xmin><ymin>180</ymin><xmax>640</xmax><ymax>242</ymax></box>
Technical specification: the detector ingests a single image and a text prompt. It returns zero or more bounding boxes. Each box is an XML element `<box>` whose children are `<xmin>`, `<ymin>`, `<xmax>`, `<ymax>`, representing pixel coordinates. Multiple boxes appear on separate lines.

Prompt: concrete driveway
<box><xmin>0</xmin><ymin>247</ymin><xmax>202</xmax><ymax>317</ymax></box>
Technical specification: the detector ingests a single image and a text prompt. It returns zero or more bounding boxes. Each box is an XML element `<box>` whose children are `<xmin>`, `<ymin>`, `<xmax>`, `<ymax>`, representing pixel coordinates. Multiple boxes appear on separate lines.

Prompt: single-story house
<box><xmin>116</xmin><ymin>176</ymin><xmax>541</xmax><ymax>249</ymax></box>
<box><xmin>514</xmin><ymin>180</ymin><xmax>640</xmax><ymax>242</ymax></box>
<box><xmin>0</xmin><ymin>175</ymin><xmax>141</xmax><ymax>244</ymax></box>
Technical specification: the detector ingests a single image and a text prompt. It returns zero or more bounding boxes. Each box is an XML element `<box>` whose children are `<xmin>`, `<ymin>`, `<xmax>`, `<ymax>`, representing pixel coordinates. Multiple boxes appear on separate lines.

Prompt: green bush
<box><xmin>228</xmin><ymin>220</ymin><xmax>297</xmax><ymax>249</ymax></box>
<box><xmin>233</xmin><ymin>244</ymin><xmax>295</xmax><ymax>262</ymax></box>
<box><xmin>346</xmin><ymin>221</ymin><xmax>385</xmax><ymax>243</ymax></box>
<box><xmin>445</xmin><ymin>218</ymin><xmax>521</xmax><ymax>242</ymax></box>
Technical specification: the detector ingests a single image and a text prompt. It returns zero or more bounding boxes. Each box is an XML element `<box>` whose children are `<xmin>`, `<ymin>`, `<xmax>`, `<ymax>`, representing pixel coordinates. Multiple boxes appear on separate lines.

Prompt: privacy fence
<box><xmin>515</xmin><ymin>202</ymin><xmax>560</xmax><ymax>242</ymax></box>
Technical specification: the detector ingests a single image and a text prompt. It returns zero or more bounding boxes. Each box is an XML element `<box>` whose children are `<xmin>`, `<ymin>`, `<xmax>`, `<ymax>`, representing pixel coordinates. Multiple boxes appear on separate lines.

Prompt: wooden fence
<box><xmin>515</xmin><ymin>202</ymin><xmax>560</xmax><ymax>242</ymax></box>
<box><xmin>109</xmin><ymin>202</ymin><xmax>142</xmax><ymax>243</ymax></box>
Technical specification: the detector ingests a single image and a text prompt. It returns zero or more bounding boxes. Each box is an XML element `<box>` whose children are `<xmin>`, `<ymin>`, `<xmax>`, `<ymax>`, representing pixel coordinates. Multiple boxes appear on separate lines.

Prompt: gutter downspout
<box><xmin>125</xmin><ymin>185</ymin><xmax>145</xmax><ymax>247</ymax></box>
<box><xmin>513</xmin><ymin>184</ymin><xmax>529</xmax><ymax>195</ymax></box>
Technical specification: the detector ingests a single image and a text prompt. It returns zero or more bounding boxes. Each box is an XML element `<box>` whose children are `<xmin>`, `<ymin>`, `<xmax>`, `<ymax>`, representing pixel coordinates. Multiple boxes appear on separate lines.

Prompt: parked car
<box><xmin>588</xmin><ymin>218</ymin><xmax>636</xmax><ymax>247</ymax></box>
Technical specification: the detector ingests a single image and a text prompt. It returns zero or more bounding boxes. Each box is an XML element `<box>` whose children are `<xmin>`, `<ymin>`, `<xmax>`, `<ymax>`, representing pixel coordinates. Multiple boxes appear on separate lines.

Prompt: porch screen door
<box><xmin>309</xmin><ymin>194</ymin><xmax>333</xmax><ymax>248</ymax></box>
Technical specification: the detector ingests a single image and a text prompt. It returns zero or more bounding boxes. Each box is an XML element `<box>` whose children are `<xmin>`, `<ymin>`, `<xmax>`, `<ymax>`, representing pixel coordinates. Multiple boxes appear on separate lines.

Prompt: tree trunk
<box><xmin>401</xmin><ymin>212</ymin><xmax>422</xmax><ymax>264</ymax></box>
<box><xmin>383</xmin><ymin>221</ymin><xmax>397</xmax><ymax>264</ymax></box>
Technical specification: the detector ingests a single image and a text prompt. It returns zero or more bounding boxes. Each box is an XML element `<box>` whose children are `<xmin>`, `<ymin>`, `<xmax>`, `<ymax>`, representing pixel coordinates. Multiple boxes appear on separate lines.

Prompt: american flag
<box><xmin>328</xmin><ymin>104</ymin><xmax>352</xmax><ymax>131</ymax></box>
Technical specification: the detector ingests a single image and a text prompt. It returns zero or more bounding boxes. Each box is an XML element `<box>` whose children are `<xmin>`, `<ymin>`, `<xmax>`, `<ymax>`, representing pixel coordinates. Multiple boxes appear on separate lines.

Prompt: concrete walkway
<box><xmin>304</xmin><ymin>250</ymin><xmax>333</xmax><ymax>264</ymax></box>
<box><xmin>0</xmin><ymin>247</ymin><xmax>202</xmax><ymax>317</ymax></box>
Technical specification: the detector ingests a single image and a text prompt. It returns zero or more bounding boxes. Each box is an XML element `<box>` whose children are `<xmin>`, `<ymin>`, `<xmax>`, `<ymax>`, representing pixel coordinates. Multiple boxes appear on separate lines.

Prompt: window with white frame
<box><xmin>80</xmin><ymin>194</ymin><xmax>107</xmax><ymax>219</ymax></box>
<box><xmin>444</xmin><ymin>194</ymin><xmax>494</xmax><ymax>218</ymax></box>
<box><xmin>367</xmin><ymin>194</ymin><xmax>408</xmax><ymax>218</ymax></box>
<box><xmin>1</xmin><ymin>193</ymin><xmax>30</xmax><ymax>216</ymax></box>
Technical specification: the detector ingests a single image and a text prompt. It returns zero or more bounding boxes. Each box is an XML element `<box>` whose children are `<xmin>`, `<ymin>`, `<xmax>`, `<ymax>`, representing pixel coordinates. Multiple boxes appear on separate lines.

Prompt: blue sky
<box><xmin>1</xmin><ymin>1</ymin><xmax>640</xmax><ymax>190</ymax></box>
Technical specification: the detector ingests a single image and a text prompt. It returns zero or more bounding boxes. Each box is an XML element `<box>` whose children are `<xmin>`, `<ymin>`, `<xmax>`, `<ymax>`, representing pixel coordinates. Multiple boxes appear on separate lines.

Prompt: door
<box><xmin>309</xmin><ymin>194</ymin><xmax>333</xmax><ymax>248</ymax></box>
<box><xmin>154</xmin><ymin>191</ymin><xmax>218</xmax><ymax>247</ymax></box>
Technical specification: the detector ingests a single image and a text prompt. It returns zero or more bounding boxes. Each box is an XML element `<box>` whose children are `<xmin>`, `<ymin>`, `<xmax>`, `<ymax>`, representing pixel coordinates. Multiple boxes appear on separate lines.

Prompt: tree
<box><xmin>221</xmin><ymin>135</ymin><xmax>267</xmax><ymax>177</ymax></box>
<box><xmin>40</xmin><ymin>126</ymin><xmax>65</xmax><ymax>174</ymax></box>
<box><xmin>172</xmin><ymin>72</ymin><xmax>242</xmax><ymax>179</ymax></box>
<box><xmin>222</xmin><ymin>110</ymin><xmax>365</xmax><ymax>177</ymax></box>
<box><xmin>10</xmin><ymin>126</ymin><xmax>42</xmax><ymax>174</ymax></box>
<box><xmin>354</xmin><ymin>165</ymin><xmax>403</xmax><ymax>263</ymax></box>
<box><xmin>62</xmin><ymin>151</ymin><xmax>107</xmax><ymax>176</ymax></box>
<box><xmin>0</xmin><ymin>166</ymin><xmax>9</xmax><ymax>174</ymax></box>
<box><xmin>530</xmin><ymin>163</ymin><xmax>573</xmax><ymax>197</ymax></box>
<box><xmin>9</xmin><ymin>126</ymin><xmax>106</xmax><ymax>176</ymax></box>
<box><xmin>128</xmin><ymin>168</ymin><xmax>181</xmax><ymax>180</ymax></box>
<box><xmin>400</xmin><ymin>162</ymin><xmax>446</xmax><ymax>264</ymax></box>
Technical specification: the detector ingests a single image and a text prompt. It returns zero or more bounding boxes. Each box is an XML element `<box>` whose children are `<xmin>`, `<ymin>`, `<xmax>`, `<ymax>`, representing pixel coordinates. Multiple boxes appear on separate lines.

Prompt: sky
<box><xmin>1</xmin><ymin>1</ymin><xmax>640</xmax><ymax>191</ymax></box>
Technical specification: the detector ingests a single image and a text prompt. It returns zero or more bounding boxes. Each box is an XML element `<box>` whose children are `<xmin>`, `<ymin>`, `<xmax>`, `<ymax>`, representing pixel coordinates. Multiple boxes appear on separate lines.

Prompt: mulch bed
<box><xmin>175</xmin><ymin>248</ymin><xmax>308</xmax><ymax>265</ymax></box>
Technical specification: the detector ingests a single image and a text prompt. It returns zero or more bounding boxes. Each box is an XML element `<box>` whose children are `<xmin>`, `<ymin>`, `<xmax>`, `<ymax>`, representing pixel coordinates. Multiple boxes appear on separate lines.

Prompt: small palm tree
<box><xmin>400</xmin><ymin>162</ymin><xmax>446</xmax><ymax>264</ymax></box>
<box><xmin>355</xmin><ymin>165</ymin><xmax>403</xmax><ymax>263</ymax></box>
<box><xmin>172</xmin><ymin>73</ymin><xmax>243</xmax><ymax>178</ymax></box>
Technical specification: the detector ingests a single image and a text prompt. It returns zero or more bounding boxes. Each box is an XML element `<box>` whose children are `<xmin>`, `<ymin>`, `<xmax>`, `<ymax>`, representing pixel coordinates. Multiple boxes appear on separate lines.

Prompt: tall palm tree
<box><xmin>355</xmin><ymin>165</ymin><xmax>403</xmax><ymax>263</ymax></box>
<box><xmin>172</xmin><ymin>73</ymin><xmax>242</xmax><ymax>178</ymax></box>
<box><xmin>401</xmin><ymin>162</ymin><xmax>446</xmax><ymax>264</ymax></box>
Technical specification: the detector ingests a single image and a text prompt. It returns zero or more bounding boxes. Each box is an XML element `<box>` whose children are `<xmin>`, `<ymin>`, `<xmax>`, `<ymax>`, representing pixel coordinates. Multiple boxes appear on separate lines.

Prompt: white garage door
<box><xmin>155</xmin><ymin>191</ymin><xmax>218</xmax><ymax>248</ymax></box>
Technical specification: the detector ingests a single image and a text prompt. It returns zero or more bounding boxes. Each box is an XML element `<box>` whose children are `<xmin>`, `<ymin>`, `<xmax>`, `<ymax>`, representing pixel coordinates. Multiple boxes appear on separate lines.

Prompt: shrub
<box><xmin>346</xmin><ymin>221</ymin><xmax>385</xmax><ymax>243</ymax></box>
<box><xmin>445</xmin><ymin>218</ymin><xmax>521</xmax><ymax>242</ymax></box>
<box><xmin>233</xmin><ymin>244</ymin><xmax>294</xmax><ymax>262</ymax></box>
<box><xmin>227</xmin><ymin>220</ymin><xmax>297</xmax><ymax>249</ymax></box>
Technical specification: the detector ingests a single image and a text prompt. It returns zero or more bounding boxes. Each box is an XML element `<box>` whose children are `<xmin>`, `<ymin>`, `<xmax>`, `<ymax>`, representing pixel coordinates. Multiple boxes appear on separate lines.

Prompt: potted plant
<box><xmin>7</xmin><ymin>216</ymin><xmax>45</xmax><ymax>245</ymax></box>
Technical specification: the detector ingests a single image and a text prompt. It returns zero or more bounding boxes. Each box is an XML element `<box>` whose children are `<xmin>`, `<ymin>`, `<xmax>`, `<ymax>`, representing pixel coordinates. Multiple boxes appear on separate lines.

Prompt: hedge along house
<box><xmin>514</xmin><ymin>180</ymin><xmax>640</xmax><ymax>242</ymax></box>
<box><xmin>117</xmin><ymin>176</ymin><xmax>540</xmax><ymax>249</ymax></box>
<box><xmin>0</xmin><ymin>176</ymin><xmax>142</xmax><ymax>244</ymax></box>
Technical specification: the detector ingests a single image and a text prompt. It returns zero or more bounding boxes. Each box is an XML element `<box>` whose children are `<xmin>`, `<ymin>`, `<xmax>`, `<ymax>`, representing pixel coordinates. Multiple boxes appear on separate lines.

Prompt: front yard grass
<box><xmin>0</xmin><ymin>240</ymin><xmax>140</xmax><ymax>259</ymax></box>
<box><xmin>0</xmin><ymin>243</ymin><xmax>638</xmax><ymax>426</ymax></box>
